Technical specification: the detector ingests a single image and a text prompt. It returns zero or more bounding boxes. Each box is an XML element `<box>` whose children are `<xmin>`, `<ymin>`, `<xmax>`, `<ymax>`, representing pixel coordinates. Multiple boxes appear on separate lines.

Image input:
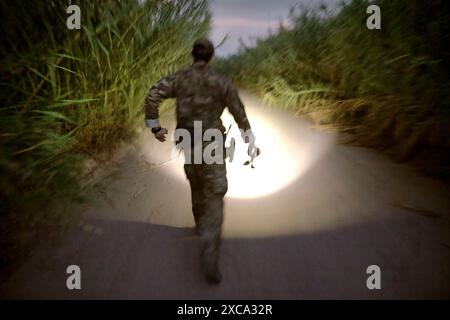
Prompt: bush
<box><xmin>0</xmin><ymin>0</ymin><xmax>210</xmax><ymax>265</ymax></box>
<box><xmin>215</xmin><ymin>0</ymin><xmax>450</xmax><ymax>178</ymax></box>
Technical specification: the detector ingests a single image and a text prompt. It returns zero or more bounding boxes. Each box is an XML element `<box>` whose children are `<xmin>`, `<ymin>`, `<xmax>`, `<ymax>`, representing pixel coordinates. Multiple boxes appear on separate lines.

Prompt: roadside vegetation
<box><xmin>0</xmin><ymin>0</ymin><xmax>210</xmax><ymax>269</ymax></box>
<box><xmin>215</xmin><ymin>0</ymin><xmax>450</xmax><ymax>179</ymax></box>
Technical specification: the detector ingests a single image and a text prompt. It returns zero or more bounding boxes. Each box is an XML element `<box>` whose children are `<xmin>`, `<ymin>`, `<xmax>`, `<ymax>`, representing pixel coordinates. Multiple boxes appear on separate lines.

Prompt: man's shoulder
<box><xmin>169</xmin><ymin>68</ymin><xmax>189</xmax><ymax>79</ymax></box>
<box><xmin>207</xmin><ymin>67</ymin><xmax>232</xmax><ymax>87</ymax></box>
<box><xmin>172</xmin><ymin>65</ymin><xmax>233</xmax><ymax>92</ymax></box>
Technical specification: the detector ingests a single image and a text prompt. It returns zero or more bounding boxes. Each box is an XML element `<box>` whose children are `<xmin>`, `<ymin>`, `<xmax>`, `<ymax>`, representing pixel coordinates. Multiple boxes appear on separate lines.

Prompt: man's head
<box><xmin>192</xmin><ymin>38</ymin><xmax>214</xmax><ymax>63</ymax></box>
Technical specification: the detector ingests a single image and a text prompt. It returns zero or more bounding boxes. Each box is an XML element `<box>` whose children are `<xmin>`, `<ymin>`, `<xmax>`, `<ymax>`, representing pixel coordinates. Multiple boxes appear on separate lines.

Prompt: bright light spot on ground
<box><xmin>221</xmin><ymin>110</ymin><xmax>300</xmax><ymax>199</ymax></box>
<box><xmin>128</xmin><ymin>93</ymin><xmax>339</xmax><ymax>236</ymax></box>
<box><xmin>158</xmin><ymin>94</ymin><xmax>334</xmax><ymax>200</ymax></box>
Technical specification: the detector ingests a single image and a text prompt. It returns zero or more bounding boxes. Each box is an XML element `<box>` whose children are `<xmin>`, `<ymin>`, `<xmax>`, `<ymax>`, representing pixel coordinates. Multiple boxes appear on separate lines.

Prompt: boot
<box><xmin>201</xmin><ymin>244</ymin><xmax>222</xmax><ymax>284</ymax></box>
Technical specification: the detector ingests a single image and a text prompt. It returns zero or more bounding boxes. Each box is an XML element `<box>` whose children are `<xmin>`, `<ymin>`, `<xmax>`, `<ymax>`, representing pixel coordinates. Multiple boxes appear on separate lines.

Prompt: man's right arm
<box><xmin>223</xmin><ymin>80</ymin><xmax>260</xmax><ymax>159</ymax></box>
<box><xmin>224</xmin><ymin>80</ymin><xmax>253</xmax><ymax>141</ymax></box>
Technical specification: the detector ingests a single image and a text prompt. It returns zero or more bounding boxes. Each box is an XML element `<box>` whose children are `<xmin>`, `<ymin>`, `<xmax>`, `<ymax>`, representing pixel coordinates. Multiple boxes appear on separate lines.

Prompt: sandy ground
<box><xmin>1</xmin><ymin>93</ymin><xmax>450</xmax><ymax>299</ymax></box>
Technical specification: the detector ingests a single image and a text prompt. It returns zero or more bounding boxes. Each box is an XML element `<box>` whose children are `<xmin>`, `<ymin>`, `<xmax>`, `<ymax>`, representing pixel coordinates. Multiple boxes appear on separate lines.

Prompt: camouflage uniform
<box><xmin>144</xmin><ymin>60</ymin><xmax>251</xmax><ymax>281</ymax></box>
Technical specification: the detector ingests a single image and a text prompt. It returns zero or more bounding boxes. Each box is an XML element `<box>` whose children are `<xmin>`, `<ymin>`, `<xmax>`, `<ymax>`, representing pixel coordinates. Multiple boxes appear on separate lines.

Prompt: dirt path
<box><xmin>1</xmin><ymin>93</ymin><xmax>450</xmax><ymax>299</ymax></box>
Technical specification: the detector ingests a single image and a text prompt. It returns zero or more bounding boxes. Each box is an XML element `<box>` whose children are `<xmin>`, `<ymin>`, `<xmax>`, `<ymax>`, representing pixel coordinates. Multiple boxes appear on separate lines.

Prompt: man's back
<box><xmin>174</xmin><ymin>60</ymin><xmax>229</xmax><ymax>131</ymax></box>
<box><xmin>144</xmin><ymin>60</ymin><xmax>251</xmax><ymax>135</ymax></box>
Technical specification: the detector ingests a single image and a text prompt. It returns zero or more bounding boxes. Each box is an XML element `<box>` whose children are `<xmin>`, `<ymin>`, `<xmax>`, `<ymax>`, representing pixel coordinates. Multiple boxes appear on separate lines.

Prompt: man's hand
<box><xmin>243</xmin><ymin>142</ymin><xmax>261</xmax><ymax>168</ymax></box>
<box><xmin>152</xmin><ymin>127</ymin><xmax>168</xmax><ymax>142</ymax></box>
<box><xmin>248</xmin><ymin>142</ymin><xmax>261</xmax><ymax>158</ymax></box>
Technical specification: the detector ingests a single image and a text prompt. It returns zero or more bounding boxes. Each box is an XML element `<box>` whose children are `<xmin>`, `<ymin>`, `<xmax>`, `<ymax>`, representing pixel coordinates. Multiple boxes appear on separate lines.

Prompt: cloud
<box><xmin>210</xmin><ymin>0</ymin><xmax>342</xmax><ymax>56</ymax></box>
<box><xmin>214</xmin><ymin>17</ymin><xmax>287</xmax><ymax>29</ymax></box>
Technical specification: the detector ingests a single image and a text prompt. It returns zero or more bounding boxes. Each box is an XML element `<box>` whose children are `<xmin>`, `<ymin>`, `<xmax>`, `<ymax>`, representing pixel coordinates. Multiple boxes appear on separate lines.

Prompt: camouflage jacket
<box><xmin>144</xmin><ymin>60</ymin><xmax>251</xmax><ymax>134</ymax></box>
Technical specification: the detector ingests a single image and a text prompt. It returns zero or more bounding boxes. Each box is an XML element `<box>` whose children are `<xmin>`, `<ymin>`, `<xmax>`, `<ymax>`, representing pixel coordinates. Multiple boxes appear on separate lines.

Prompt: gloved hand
<box><xmin>241</xmin><ymin>129</ymin><xmax>260</xmax><ymax>158</ymax></box>
<box><xmin>247</xmin><ymin>142</ymin><xmax>261</xmax><ymax>158</ymax></box>
<box><xmin>242</xmin><ymin>129</ymin><xmax>261</xmax><ymax>168</ymax></box>
<box><xmin>152</xmin><ymin>127</ymin><xmax>168</xmax><ymax>142</ymax></box>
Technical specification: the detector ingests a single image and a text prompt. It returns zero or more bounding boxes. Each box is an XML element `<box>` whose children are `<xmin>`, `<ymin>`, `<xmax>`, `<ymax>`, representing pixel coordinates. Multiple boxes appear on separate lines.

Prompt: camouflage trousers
<box><xmin>184</xmin><ymin>162</ymin><xmax>227</xmax><ymax>257</ymax></box>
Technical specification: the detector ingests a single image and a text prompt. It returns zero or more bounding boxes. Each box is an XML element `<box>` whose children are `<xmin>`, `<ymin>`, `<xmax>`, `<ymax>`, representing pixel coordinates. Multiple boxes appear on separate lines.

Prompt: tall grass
<box><xmin>216</xmin><ymin>0</ymin><xmax>450</xmax><ymax>178</ymax></box>
<box><xmin>0</xmin><ymin>0</ymin><xmax>210</xmax><ymax>266</ymax></box>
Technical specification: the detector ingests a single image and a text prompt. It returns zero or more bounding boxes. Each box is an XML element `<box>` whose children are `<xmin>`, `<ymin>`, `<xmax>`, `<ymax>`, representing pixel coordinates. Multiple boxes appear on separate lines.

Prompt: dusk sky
<box><xmin>210</xmin><ymin>0</ymin><xmax>342</xmax><ymax>56</ymax></box>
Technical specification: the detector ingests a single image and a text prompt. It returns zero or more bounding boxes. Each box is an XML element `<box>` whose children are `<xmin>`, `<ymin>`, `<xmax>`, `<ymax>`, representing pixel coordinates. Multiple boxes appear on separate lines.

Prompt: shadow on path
<box><xmin>1</xmin><ymin>216</ymin><xmax>449</xmax><ymax>299</ymax></box>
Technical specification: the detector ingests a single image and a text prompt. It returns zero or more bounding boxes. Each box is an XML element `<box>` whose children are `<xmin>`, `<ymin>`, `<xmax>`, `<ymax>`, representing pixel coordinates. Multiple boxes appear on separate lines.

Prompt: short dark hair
<box><xmin>192</xmin><ymin>38</ymin><xmax>214</xmax><ymax>62</ymax></box>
